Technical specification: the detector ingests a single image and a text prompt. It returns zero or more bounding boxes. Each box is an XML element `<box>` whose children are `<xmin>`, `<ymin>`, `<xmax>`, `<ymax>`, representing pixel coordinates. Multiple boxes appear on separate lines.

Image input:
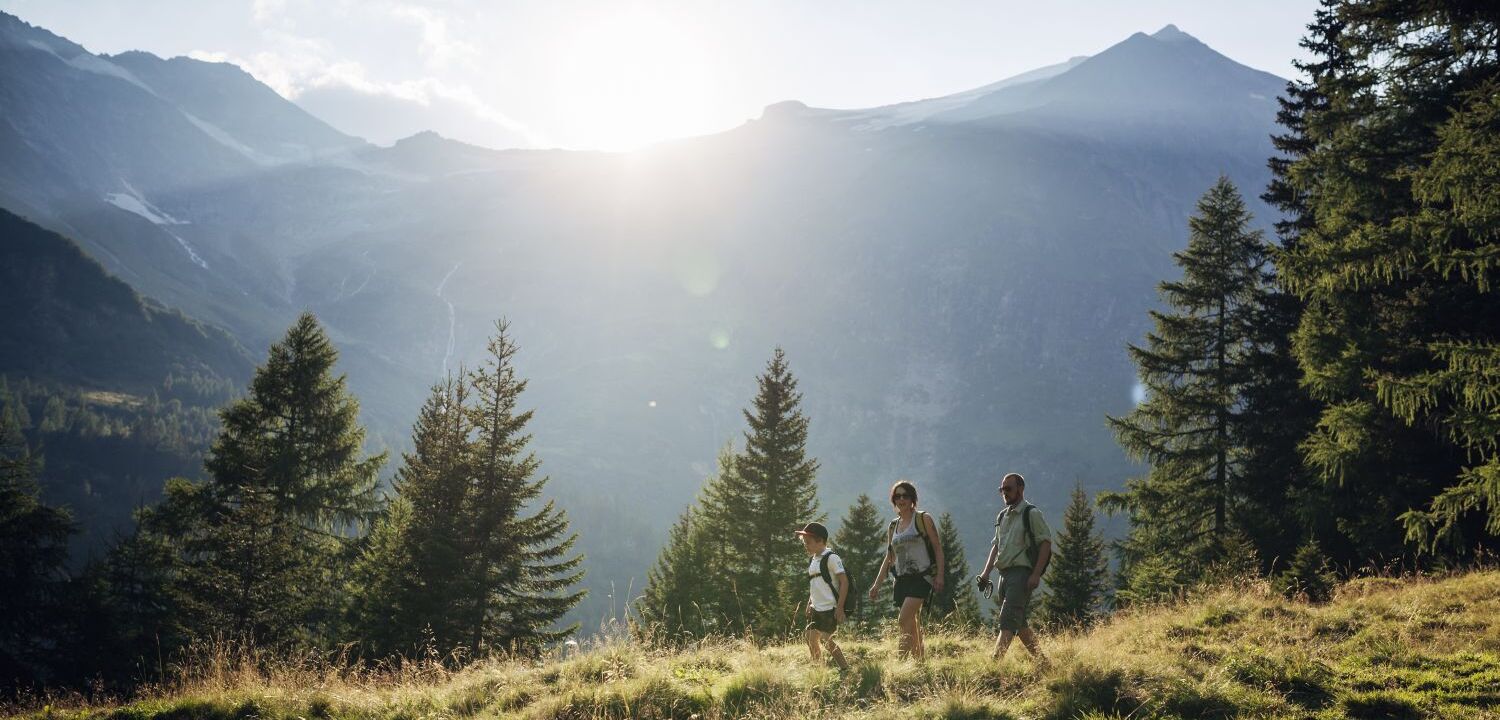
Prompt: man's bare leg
<box><xmin>992</xmin><ymin>629</ymin><xmax>1017</xmax><ymax>660</ymax></box>
<box><xmin>806</xmin><ymin>628</ymin><xmax>822</xmax><ymax>663</ymax></box>
<box><xmin>1018</xmin><ymin>628</ymin><xmax>1049</xmax><ymax>668</ymax></box>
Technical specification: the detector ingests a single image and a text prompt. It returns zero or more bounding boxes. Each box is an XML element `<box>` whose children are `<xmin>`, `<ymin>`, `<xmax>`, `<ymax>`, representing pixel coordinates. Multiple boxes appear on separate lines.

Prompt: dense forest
<box><xmin>1</xmin><ymin>0</ymin><xmax>1497</xmax><ymax>700</ymax></box>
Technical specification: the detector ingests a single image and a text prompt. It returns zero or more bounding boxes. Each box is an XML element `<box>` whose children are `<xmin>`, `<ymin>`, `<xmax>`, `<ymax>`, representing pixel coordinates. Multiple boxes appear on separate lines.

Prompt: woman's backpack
<box><xmin>887</xmin><ymin>511</ymin><xmax>937</xmax><ymax>577</ymax></box>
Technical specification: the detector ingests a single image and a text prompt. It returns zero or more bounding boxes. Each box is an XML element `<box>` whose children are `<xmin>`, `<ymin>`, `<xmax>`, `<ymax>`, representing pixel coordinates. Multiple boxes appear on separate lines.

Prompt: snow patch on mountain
<box><xmin>104</xmin><ymin>190</ymin><xmax>185</xmax><ymax>225</ymax></box>
<box><xmin>180</xmin><ymin>112</ymin><xmax>276</xmax><ymax>165</ymax></box>
<box><xmin>60</xmin><ymin>49</ymin><xmax>158</xmax><ymax>95</ymax></box>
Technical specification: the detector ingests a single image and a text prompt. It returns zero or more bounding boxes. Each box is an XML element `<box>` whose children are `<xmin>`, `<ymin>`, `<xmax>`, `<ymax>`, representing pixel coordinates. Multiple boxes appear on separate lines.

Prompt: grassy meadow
<box><xmin>15</xmin><ymin>570</ymin><xmax>1500</xmax><ymax>720</ymax></box>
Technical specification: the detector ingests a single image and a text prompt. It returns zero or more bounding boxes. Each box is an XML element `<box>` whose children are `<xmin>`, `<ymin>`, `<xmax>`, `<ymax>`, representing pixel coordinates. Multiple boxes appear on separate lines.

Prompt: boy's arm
<box><xmin>835</xmin><ymin>571</ymin><xmax>848</xmax><ymax>622</ymax></box>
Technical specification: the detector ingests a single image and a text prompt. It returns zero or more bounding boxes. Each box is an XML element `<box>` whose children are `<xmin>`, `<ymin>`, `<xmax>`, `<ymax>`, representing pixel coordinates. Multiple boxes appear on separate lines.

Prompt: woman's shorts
<box><xmin>892</xmin><ymin>574</ymin><xmax>932</xmax><ymax>608</ymax></box>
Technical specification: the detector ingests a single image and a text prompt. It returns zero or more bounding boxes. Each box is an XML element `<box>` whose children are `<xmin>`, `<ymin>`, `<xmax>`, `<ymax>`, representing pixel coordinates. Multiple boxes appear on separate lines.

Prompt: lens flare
<box><xmin>710</xmin><ymin>328</ymin><xmax>731</xmax><ymax>350</ymax></box>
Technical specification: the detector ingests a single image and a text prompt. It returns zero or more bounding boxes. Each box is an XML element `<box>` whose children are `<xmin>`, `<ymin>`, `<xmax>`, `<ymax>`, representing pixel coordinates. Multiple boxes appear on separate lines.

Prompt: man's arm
<box><xmin>1027</xmin><ymin>540</ymin><xmax>1052</xmax><ymax>591</ymax></box>
<box><xmin>979</xmin><ymin>540</ymin><xmax>999</xmax><ymax>579</ymax></box>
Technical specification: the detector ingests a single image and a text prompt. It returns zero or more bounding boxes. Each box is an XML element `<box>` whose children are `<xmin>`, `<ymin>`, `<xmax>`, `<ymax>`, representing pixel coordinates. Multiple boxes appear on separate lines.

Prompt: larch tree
<box><xmin>1271</xmin><ymin>0</ymin><xmax>1500</xmax><ymax>559</ymax></box>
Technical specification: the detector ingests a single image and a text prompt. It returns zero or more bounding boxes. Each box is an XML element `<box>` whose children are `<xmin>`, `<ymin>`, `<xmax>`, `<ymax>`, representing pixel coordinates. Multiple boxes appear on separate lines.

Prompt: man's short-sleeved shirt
<box><xmin>994</xmin><ymin>502</ymin><xmax>1052</xmax><ymax>570</ymax></box>
<box><xmin>807</xmin><ymin>548</ymin><xmax>846</xmax><ymax>611</ymax></box>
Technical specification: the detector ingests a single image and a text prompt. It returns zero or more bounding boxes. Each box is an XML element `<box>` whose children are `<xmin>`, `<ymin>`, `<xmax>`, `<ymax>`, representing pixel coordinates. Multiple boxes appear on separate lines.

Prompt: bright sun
<box><xmin>552</xmin><ymin>9</ymin><xmax>722</xmax><ymax>151</ymax></box>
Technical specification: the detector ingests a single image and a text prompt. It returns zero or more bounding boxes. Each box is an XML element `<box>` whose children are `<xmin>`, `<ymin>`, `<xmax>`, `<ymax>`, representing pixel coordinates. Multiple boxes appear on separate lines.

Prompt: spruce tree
<box><xmin>640</xmin><ymin>447</ymin><xmax>741</xmax><ymax>637</ymax></box>
<box><xmin>350</xmin><ymin>375</ymin><xmax>473</xmax><ymax>655</ymax></box>
<box><xmin>1103</xmin><ymin>178</ymin><xmax>1272</xmax><ymax>593</ymax></box>
<box><xmin>151</xmin><ymin>312</ymin><xmax>385</xmax><ymax>645</ymax></box>
<box><xmin>637</xmin><ymin>502</ymin><xmax>714</xmax><ymax>640</ymax></box>
<box><xmin>463</xmin><ymin>320</ymin><xmax>585</xmax><ymax>653</ymax></box>
<box><xmin>1038</xmin><ymin>484</ymin><xmax>1110</xmax><ymax>629</ymax></box>
<box><xmin>692</xmin><ymin>348</ymin><xmax>821</xmax><ymax>636</ymax></box>
<box><xmin>929</xmin><ymin>511</ymin><xmax>981</xmax><ymax>628</ymax></box>
<box><xmin>644</xmin><ymin>350</ymin><xmax>822</xmax><ymax>639</ymax></box>
<box><xmin>0</xmin><ymin>395</ymin><xmax>73</xmax><ymax>682</ymax></box>
<box><xmin>832</xmin><ymin>494</ymin><xmax>892</xmax><ymax>625</ymax></box>
<box><xmin>1272</xmin><ymin>0</ymin><xmax>1500</xmax><ymax>557</ymax></box>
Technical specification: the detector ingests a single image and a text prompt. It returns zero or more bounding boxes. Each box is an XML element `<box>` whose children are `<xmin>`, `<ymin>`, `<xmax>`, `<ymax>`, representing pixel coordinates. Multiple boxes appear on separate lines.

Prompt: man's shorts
<box><xmin>893</xmin><ymin>574</ymin><xmax>933</xmax><ymax>608</ymax></box>
<box><xmin>806</xmin><ymin>608</ymin><xmax>838</xmax><ymax>634</ymax></box>
<box><xmin>996</xmin><ymin>566</ymin><xmax>1034</xmax><ymax>631</ymax></box>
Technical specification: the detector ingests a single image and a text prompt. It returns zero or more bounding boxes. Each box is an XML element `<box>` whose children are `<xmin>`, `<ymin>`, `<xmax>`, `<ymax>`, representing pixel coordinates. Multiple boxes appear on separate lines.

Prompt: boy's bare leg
<box><xmin>823</xmin><ymin>636</ymin><xmax>849</xmax><ymax>670</ymax></box>
<box><xmin>806</xmin><ymin>628</ymin><xmax>822</xmax><ymax>662</ymax></box>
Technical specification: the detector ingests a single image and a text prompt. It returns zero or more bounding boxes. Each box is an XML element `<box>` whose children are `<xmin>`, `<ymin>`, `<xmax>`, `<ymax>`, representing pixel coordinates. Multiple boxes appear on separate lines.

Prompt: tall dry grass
<box><xmin>12</xmin><ymin>569</ymin><xmax>1500</xmax><ymax>719</ymax></box>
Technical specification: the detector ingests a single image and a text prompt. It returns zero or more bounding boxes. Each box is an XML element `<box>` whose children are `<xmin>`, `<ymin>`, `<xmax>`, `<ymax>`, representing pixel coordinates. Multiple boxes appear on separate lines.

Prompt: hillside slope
<box><xmin>0</xmin><ymin>208</ymin><xmax>252</xmax><ymax>393</ymax></box>
<box><xmin>25</xmin><ymin>570</ymin><xmax>1500</xmax><ymax>719</ymax></box>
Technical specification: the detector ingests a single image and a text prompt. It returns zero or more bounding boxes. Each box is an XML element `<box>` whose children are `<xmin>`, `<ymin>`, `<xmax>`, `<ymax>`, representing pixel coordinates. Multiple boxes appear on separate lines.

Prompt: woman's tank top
<box><xmin>891</xmin><ymin>513</ymin><xmax>933</xmax><ymax>577</ymax></box>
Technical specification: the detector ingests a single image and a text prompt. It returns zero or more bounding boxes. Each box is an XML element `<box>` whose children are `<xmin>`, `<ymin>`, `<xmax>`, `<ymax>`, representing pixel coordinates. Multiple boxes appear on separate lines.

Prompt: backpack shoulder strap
<box><xmin>1023</xmin><ymin>504</ymin><xmax>1035</xmax><ymax>545</ymax></box>
<box><xmin>818</xmin><ymin>550</ymin><xmax>834</xmax><ymax>589</ymax></box>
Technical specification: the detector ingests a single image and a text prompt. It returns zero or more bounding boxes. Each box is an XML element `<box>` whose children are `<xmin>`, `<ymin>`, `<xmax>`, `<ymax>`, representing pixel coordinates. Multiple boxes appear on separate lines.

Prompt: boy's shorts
<box><xmin>806</xmin><ymin>608</ymin><xmax>838</xmax><ymax>634</ymax></box>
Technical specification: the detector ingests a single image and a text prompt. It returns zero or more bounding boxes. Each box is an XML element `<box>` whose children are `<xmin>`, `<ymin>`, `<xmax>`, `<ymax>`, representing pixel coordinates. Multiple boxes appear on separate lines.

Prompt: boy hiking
<box><xmin>795</xmin><ymin>522</ymin><xmax>850</xmax><ymax>672</ymax></box>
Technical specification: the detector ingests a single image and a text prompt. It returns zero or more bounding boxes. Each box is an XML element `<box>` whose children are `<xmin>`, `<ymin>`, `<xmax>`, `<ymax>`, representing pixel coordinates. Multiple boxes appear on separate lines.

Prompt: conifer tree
<box><xmin>640</xmin><ymin>447</ymin><xmax>740</xmax><ymax>637</ymax></box>
<box><xmin>0</xmin><ymin>396</ymin><xmax>73</xmax><ymax>681</ymax></box>
<box><xmin>731</xmin><ymin>348</ymin><xmax>821</xmax><ymax>635</ymax></box>
<box><xmin>1272</xmin><ymin>0</ymin><xmax>1500</xmax><ymax>557</ymax></box>
<box><xmin>1038</xmin><ymin>484</ymin><xmax>1109</xmax><ymax>628</ymax></box>
<box><xmin>150</xmin><ymin>312</ymin><xmax>385</xmax><ymax>645</ymax></box>
<box><xmin>637</xmin><ymin>502</ymin><xmax>714</xmax><ymax>640</ymax></box>
<box><xmin>350</xmin><ymin>375</ymin><xmax>472</xmax><ymax>655</ymax></box>
<box><xmin>1103</xmin><ymin>178</ymin><xmax>1272</xmax><ymax>592</ymax></box>
<box><xmin>832</xmin><ymin>494</ymin><xmax>891</xmax><ymax>625</ymax></box>
<box><xmin>929</xmin><ymin>511</ymin><xmax>981</xmax><ymax>628</ymax></box>
<box><xmin>687</xmin><ymin>349</ymin><xmax>821</xmax><ymax>636</ymax></box>
<box><xmin>462</xmin><ymin>320</ymin><xmax>585</xmax><ymax>653</ymax></box>
<box><xmin>644</xmin><ymin>350</ymin><xmax>822</xmax><ymax>638</ymax></box>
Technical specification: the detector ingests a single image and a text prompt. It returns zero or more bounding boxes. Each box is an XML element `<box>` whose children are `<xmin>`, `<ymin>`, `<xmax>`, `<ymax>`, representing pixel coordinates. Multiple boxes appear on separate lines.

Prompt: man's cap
<box><xmin>793</xmin><ymin>522</ymin><xmax>828</xmax><ymax>541</ymax></box>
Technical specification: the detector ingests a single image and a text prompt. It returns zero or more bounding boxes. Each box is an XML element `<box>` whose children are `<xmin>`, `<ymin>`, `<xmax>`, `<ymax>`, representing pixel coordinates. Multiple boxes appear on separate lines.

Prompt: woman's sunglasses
<box><xmin>891</xmin><ymin>493</ymin><xmax>912</xmax><ymax>501</ymax></box>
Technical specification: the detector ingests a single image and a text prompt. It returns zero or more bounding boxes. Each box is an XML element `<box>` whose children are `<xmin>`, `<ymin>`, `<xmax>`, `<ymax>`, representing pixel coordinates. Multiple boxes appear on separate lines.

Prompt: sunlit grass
<box><xmin>14</xmin><ymin>570</ymin><xmax>1500</xmax><ymax>719</ymax></box>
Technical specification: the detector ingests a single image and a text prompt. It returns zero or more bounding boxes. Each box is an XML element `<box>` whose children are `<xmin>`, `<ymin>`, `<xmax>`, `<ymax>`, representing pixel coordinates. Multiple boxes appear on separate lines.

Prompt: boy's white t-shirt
<box><xmin>807</xmin><ymin>548</ymin><xmax>846</xmax><ymax>612</ymax></box>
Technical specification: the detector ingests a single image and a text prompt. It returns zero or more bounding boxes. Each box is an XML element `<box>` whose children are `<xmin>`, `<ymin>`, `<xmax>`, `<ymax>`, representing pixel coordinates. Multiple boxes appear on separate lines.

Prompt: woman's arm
<box><xmin>868</xmin><ymin>527</ymin><xmax>895</xmax><ymax>600</ymax></box>
<box><xmin>926</xmin><ymin>512</ymin><xmax>945</xmax><ymax>592</ymax></box>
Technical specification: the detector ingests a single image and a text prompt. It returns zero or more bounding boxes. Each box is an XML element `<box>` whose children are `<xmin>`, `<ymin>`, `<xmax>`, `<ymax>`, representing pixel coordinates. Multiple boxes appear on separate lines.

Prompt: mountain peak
<box><xmin>1151</xmin><ymin>24</ymin><xmax>1198</xmax><ymax>43</ymax></box>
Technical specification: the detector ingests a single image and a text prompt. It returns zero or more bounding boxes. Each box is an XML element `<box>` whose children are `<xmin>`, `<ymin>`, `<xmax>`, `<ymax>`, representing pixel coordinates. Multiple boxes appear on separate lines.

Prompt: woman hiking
<box><xmin>867</xmin><ymin>480</ymin><xmax>945</xmax><ymax>660</ymax></box>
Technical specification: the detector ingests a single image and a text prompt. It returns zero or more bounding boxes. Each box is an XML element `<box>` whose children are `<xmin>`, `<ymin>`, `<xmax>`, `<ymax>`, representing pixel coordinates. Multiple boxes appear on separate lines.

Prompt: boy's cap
<box><xmin>793</xmin><ymin>522</ymin><xmax>828</xmax><ymax>541</ymax></box>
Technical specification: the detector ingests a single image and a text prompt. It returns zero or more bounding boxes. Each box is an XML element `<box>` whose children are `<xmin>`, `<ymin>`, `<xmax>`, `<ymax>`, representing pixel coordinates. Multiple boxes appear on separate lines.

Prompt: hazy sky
<box><xmin>1</xmin><ymin>0</ymin><xmax>1321</xmax><ymax>151</ymax></box>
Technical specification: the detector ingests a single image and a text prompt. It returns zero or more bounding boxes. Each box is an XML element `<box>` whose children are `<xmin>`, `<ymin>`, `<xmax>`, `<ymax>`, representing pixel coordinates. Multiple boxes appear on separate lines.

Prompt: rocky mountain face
<box><xmin>0</xmin><ymin>12</ymin><xmax>1287</xmax><ymax>624</ymax></box>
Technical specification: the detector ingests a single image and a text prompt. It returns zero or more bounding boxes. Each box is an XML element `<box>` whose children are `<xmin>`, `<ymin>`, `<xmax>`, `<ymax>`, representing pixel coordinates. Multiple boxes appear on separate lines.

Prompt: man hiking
<box><xmin>795</xmin><ymin>521</ymin><xmax>850</xmax><ymax>672</ymax></box>
<box><xmin>976</xmin><ymin>472</ymin><xmax>1051</xmax><ymax>666</ymax></box>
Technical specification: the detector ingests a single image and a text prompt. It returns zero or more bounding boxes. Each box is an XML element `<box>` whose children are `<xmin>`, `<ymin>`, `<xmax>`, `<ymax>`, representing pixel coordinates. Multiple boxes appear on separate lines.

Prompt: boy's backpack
<box><xmin>812</xmin><ymin>550</ymin><xmax>858</xmax><ymax>616</ymax></box>
<box><xmin>887</xmin><ymin>511</ymin><xmax>937</xmax><ymax>577</ymax></box>
<box><xmin>995</xmin><ymin>504</ymin><xmax>1050</xmax><ymax>575</ymax></box>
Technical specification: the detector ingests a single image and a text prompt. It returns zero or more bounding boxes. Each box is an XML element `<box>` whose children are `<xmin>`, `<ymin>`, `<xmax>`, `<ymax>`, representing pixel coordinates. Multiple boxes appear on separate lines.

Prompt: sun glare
<box><xmin>552</xmin><ymin>9</ymin><xmax>723</xmax><ymax>151</ymax></box>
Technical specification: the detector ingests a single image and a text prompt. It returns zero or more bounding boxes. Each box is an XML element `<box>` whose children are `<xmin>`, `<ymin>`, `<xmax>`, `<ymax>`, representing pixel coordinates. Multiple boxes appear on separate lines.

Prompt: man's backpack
<box><xmin>887</xmin><ymin>511</ymin><xmax>937</xmax><ymax>577</ymax></box>
<box><xmin>995</xmin><ymin>504</ymin><xmax>1050</xmax><ymax>575</ymax></box>
<box><xmin>813</xmin><ymin>550</ymin><xmax>857</xmax><ymax>615</ymax></box>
